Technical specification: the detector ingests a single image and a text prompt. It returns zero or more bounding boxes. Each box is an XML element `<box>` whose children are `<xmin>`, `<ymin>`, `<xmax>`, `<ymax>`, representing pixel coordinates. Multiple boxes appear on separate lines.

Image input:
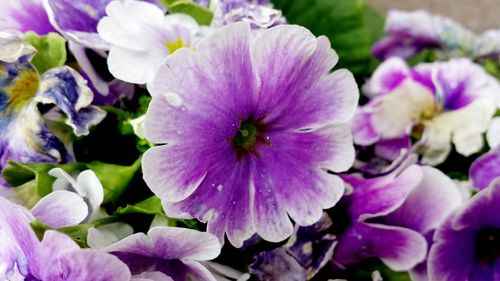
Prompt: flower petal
<box><xmin>36</xmin><ymin>66</ymin><xmax>107</xmax><ymax>137</ymax></box>
<box><xmin>106</xmin><ymin>226</ymin><xmax>221</xmax><ymax>261</ymax></box>
<box><xmin>334</xmin><ymin>222</ymin><xmax>427</xmax><ymax>271</ymax></box>
<box><xmin>469</xmin><ymin>149</ymin><xmax>500</xmax><ymax>189</ymax></box>
<box><xmin>384</xmin><ymin>166</ymin><xmax>463</xmax><ymax>233</ymax></box>
<box><xmin>251</xmin><ymin>25</ymin><xmax>357</xmax><ymax>128</ymax></box>
<box><xmin>39</xmin><ymin>231</ymin><xmax>132</xmax><ymax>281</ymax></box>
<box><xmin>31</xmin><ymin>190</ymin><xmax>88</xmax><ymax>228</ymax></box>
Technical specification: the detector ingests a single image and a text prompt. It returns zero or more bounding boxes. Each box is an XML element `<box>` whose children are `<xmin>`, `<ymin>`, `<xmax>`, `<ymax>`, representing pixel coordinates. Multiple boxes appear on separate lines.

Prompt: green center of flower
<box><xmin>476</xmin><ymin>227</ymin><xmax>500</xmax><ymax>265</ymax></box>
<box><xmin>165</xmin><ymin>38</ymin><xmax>186</xmax><ymax>54</ymax></box>
<box><xmin>234</xmin><ymin>121</ymin><xmax>258</xmax><ymax>150</ymax></box>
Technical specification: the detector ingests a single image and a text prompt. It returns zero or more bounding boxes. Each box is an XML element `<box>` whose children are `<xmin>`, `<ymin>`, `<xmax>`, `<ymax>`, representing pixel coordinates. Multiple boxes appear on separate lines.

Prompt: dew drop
<box><xmin>163</xmin><ymin>91</ymin><xmax>183</xmax><ymax>107</ymax></box>
<box><xmin>217</xmin><ymin>184</ymin><xmax>223</xmax><ymax>191</ymax></box>
<box><xmin>232</xmin><ymin>200</ymin><xmax>236</xmax><ymax>205</ymax></box>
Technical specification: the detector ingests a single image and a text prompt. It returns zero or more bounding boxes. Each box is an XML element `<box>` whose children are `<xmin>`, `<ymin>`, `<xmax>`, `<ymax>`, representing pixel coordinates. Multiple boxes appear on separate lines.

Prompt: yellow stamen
<box><xmin>165</xmin><ymin>38</ymin><xmax>186</xmax><ymax>54</ymax></box>
<box><xmin>5</xmin><ymin>70</ymin><xmax>40</xmax><ymax>113</ymax></box>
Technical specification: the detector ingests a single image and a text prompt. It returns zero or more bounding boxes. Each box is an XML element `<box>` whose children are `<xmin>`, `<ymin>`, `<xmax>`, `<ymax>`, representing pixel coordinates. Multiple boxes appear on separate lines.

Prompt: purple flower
<box><xmin>142</xmin><ymin>23</ymin><xmax>359</xmax><ymax>247</ymax></box>
<box><xmin>0</xmin><ymin>196</ymin><xmax>131</xmax><ymax>280</ymax></box>
<box><xmin>428</xmin><ymin>179</ymin><xmax>500</xmax><ymax>280</ymax></box>
<box><xmin>373</xmin><ymin>9</ymin><xmax>476</xmax><ymax>61</ymax></box>
<box><xmin>333</xmin><ymin>164</ymin><xmax>462</xmax><ymax>271</ymax></box>
<box><xmin>0</xmin><ymin>0</ymin><xmax>56</xmax><ymax>35</ymax></box>
<box><xmin>353</xmin><ymin>57</ymin><xmax>500</xmax><ymax>165</ymax></box>
<box><xmin>374</xmin><ymin>9</ymin><xmax>500</xmax><ymax>61</ymax></box>
<box><xmin>196</xmin><ymin>0</ymin><xmax>284</xmax><ymax>28</ymax></box>
<box><xmin>104</xmin><ymin>226</ymin><xmax>221</xmax><ymax>281</ymax></box>
<box><xmin>0</xmin><ymin>32</ymin><xmax>105</xmax><ymax>170</ymax></box>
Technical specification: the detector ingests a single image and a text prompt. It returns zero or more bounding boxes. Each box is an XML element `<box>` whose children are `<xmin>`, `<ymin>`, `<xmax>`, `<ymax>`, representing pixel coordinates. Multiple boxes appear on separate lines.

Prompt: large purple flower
<box><xmin>105</xmin><ymin>226</ymin><xmax>221</xmax><ymax>281</ymax></box>
<box><xmin>428</xmin><ymin>179</ymin><xmax>500</xmax><ymax>281</ymax></box>
<box><xmin>333</xmin><ymin>164</ymin><xmax>463</xmax><ymax>271</ymax></box>
<box><xmin>353</xmin><ymin>57</ymin><xmax>500</xmax><ymax>165</ymax></box>
<box><xmin>0</xmin><ymin>196</ymin><xmax>131</xmax><ymax>280</ymax></box>
<box><xmin>143</xmin><ymin>22</ymin><xmax>359</xmax><ymax>247</ymax></box>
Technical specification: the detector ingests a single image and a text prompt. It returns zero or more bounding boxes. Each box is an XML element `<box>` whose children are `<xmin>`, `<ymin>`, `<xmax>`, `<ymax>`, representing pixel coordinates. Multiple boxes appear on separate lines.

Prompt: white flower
<box><xmin>97</xmin><ymin>0</ymin><xmax>202</xmax><ymax>84</ymax></box>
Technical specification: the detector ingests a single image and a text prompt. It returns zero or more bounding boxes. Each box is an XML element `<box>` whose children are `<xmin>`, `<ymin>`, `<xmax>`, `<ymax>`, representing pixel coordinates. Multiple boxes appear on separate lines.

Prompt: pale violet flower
<box><xmin>98</xmin><ymin>0</ymin><xmax>203</xmax><ymax>84</ymax></box>
<box><xmin>29</xmin><ymin>168</ymin><xmax>104</xmax><ymax>228</ymax></box>
<box><xmin>104</xmin><ymin>226</ymin><xmax>222</xmax><ymax>280</ymax></box>
<box><xmin>0</xmin><ymin>196</ymin><xmax>131</xmax><ymax>280</ymax></box>
<box><xmin>353</xmin><ymin>57</ymin><xmax>500</xmax><ymax>165</ymax></box>
<box><xmin>143</xmin><ymin>23</ymin><xmax>358</xmax><ymax>247</ymax></box>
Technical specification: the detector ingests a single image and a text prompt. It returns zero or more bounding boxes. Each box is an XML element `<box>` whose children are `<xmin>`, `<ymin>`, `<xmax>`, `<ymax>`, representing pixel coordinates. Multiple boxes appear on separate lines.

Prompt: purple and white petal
<box><xmin>31</xmin><ymin>190</ymin><xmax>88</xmax><ymax>228</ymax></box>
<box><xmin>0</xmin><ymin>0</ymin><xmax>55</xmax><ymax>35</ymax></box>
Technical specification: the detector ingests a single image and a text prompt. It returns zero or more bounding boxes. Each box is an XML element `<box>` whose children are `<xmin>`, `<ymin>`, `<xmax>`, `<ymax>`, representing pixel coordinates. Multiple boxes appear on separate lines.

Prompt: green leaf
<box><xmin>2</xmin><ymin>158</ymin><xmax>141</xmax><ymax>205</ymax></box>
<box><xmin>87</xmin><ymin>157</ymin><xmax>142</xmax><ymax>204</ymax></box>
<box><xmin>114</xmin><ymin>195</ymin><xmax>164</xmax><ymax>216</ymax></box>
<box><xmin>2</xmin><ymin>161</ymin><xmax>83</xmax><ymax>197</ymax></box>
<box><xmin>272</xmin><ymin>0</ymin><xmax>384</xmax><ymax>76</ymax></box>
<box><xmin>159</xmin><ymin>0</ymin><xmax>213</xmax><ymax>25</ymax></box>
<box><xmin>23</xmin><ymin>32</ymin><xmax>67</xmax><ymax>73</ymax></box>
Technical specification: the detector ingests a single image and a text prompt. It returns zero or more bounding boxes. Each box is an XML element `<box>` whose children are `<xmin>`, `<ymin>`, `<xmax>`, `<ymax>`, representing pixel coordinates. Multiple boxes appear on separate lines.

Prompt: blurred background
<box><xmin>366</xmin><ymin>0</ymin><xmax>500</xmax><ymax>32</ymax></box>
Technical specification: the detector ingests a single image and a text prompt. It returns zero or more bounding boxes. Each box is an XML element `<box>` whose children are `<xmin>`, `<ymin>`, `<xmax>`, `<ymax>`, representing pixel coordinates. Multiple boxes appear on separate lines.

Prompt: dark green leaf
<box><xmin>272</xmin><ymin>0</ymin><xmax>384</xmax><ymax>75</ymax></box>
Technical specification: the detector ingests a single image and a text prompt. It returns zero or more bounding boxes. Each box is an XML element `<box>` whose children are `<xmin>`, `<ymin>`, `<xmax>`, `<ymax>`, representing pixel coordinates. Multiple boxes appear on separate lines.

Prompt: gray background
<box><xmin>366</xmin><ymin>0</ymin><xmax>500</xmax><ymax>32</ymax></box>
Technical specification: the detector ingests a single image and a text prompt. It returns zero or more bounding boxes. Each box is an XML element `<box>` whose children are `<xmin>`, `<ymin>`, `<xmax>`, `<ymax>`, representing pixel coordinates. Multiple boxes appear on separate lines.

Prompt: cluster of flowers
<box><xmin>0</xmin><ymin>1</ymin><xmax>499</xmax><ymax>280</ymax></box>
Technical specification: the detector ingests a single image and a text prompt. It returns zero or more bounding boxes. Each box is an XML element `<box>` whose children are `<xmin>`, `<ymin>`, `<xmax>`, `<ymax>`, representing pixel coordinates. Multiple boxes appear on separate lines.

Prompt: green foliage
<box><xmin>159</xmin><ymin>0</ymin><xmax>213</xmax><ymax>25</ymax></box>
<box><xmin>114</xmin><ymin>195</ymin><xmax>164</xmax><ymax>216</ymax></box>
<box><xmin>272</xmin><ymin>0</ymin><xmax>385</xmax><ymax>76</ymax></box>
<box><xmin>2</xmin><ymin>158</ymin><xmax>142</xmax><ymax>205</ymax></box>
<box><xmin>23</xmin><ymin>32</ymin><xmax>67</xmax><ymax>73</ymax></box>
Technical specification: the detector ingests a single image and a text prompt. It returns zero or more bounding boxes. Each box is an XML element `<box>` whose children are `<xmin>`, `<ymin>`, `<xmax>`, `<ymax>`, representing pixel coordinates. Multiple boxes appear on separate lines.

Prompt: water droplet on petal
<box><xmin>163</xmin><ymin>91</ymin><xmax>183</xmax><ymax>107</ymax></box>
<box><xmin>217</xmin><ymin>184</ymin><xmax>223</xmax><ymax>191</ymax></box>
<box><xmin>232</xmin><ymin>201</ymin><xmax>236</xmax><ymax>205</ymax></box>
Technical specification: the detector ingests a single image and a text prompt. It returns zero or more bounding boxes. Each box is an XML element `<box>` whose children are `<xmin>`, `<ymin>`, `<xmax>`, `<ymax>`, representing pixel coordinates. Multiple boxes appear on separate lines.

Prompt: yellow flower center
<box><xmin>165</xmin><ymin>38</ymin><xmax>186</xmax><ymax>54</ymax></box>
<box><xmin>5</xmin><ymin>69</ymin><xmax>40</xmax><ymax>113</ymax></box>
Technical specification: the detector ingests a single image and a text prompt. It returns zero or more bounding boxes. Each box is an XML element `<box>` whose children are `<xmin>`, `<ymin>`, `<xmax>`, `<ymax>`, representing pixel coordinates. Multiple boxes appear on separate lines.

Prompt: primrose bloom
<box><xmin>372</xmin><ymin>9</ymin><xmax>492</xmax><ymax>60</ymax></box>
<box><xmin>202</xmin><ymin>0</ymin><xmax>285</xmax><ymax>28</ymax></box>
<box><xmin>353</xmin><ymin>57</ymin><xmax>500</xmax><ymax>165</ymax></box>
<box><xmin>98</xmin><ymin>0</ymin><xmax>202</xmax><ymax>84</ymax></box>
<box><xmin>143</xmin><ymin>22</ymin><xmax>359</xmax><ymax>247</ymax></box>
<box><xmin>0</xmin><ymin>33</ymin><xmax>105</xmax><ymax>170</ymax></box>
<box><xmin>30</xmin><ymin>168</ymin><xmax>104</xmax><ymax>228</ymax></box>
<box><xmin>0</xmin><ymin>196</ymin><xmax>131</xmax><ymax>280</ymax></box>
<box><xmin>333</xmin><ymin>164</ymin><xmax>462</xmax><ymax>271</ymax></box>
<box><xmin>105</xmin><ymin>226</ymin><xmax>221</xmax><ymax>280</ymax></box>
<box><xmin>428</xmin><ymin>180</ymin><xmax>500</xmax><ymax>281</ymax></box>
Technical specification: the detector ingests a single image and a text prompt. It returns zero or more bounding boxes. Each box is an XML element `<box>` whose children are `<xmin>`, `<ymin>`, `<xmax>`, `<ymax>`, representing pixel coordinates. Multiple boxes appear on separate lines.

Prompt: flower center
<box><xmin>476</xmin><ymin>227</ymin><xmax>500</xmax><ymax>265</ymax></box>
<box><xmin>165</xmin><ymin>38</ymin><xmax>186</xmax><ymax>54</ymax></box>
<box><xmin>231</xmin><ymin>117</ymin><xmax>270</xmax><ymax>158</ymax></box>
<box><xmin>234</xmin><ymin>121</ymin><xmax>258</xmax><ymax>150</ymax></box>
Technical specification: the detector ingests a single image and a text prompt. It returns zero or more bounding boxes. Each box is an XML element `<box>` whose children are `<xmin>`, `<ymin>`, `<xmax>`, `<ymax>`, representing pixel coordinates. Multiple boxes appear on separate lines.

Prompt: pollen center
<box><xmin>234</xmin><ymin>121</ymin><xmax>257</xmax><ymax>150</ymax></box>
<box><xmin>165</xmin><ymin>38</ymin><xmax>186</xmax><ymax>54</ymax></box>
<box><xmin>5</xmin><ymin>70</ymin><xmax>40</xmax><ymax>113</ymax></box>
<box><xmin>476</xmin><ymin>227</ymin><xmax>500</xmax><ymax>265</ymax></box>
